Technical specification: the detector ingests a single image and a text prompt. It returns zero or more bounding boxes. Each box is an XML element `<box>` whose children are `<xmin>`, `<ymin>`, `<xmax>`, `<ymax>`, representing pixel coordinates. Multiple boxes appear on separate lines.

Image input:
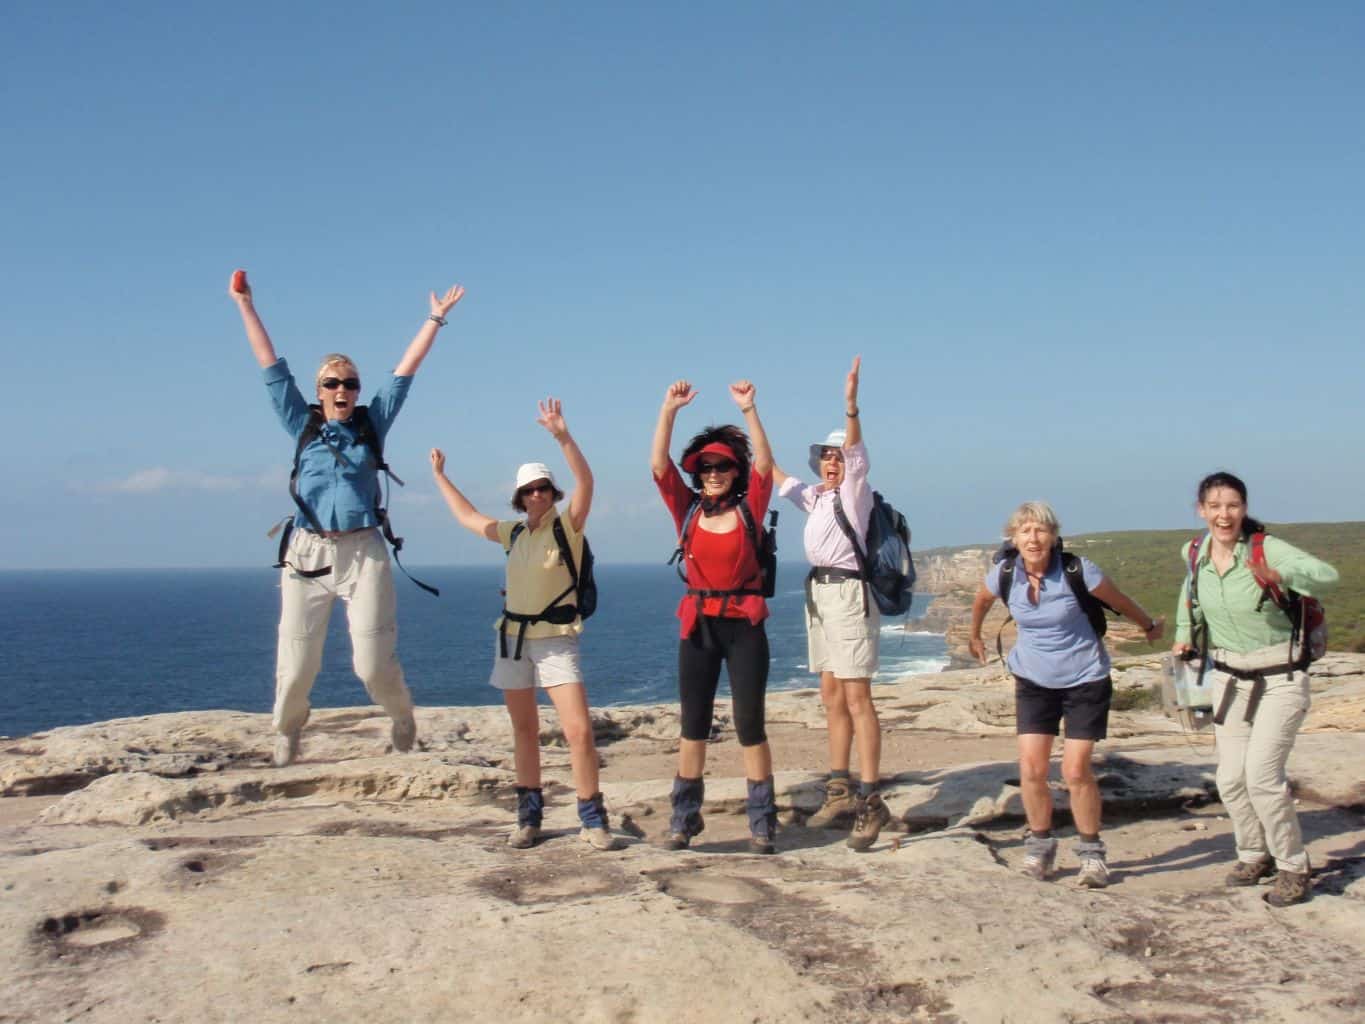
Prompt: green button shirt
<box><xmin>1175</xmin><ymin>534</ymin><xmax>1338</xmax><ymax>653</ymax></box>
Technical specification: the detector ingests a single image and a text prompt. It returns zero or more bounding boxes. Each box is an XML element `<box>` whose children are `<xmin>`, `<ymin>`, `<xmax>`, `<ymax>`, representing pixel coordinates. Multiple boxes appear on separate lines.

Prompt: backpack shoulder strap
<box><xmin>288</xmin><ymin>407</ymin><xmax>329</xmax><ymax>533</ymax></box>
<box><xmin>998</xmin><ymin>553</ymin><xmax>1016</xmax><ymax>607</ymax></box>
<box><xmin>1248</xmin><ymin>532</ymin><xmax>1291</xmax><ymax>611</ymax></box>
<box><xmin>508</xmin><ymin>522</ymin><xmax>526</xmax><ymax>552</ymax></box>
<box><xmin>551</xmin><ymin>516</ymin><xmax>580</xmax><ymax>591</ymax></box>
<box><xmin>1060</xmin><ymin>551</ymin><xmax>1110</xmax><ymax>637</ymax></box>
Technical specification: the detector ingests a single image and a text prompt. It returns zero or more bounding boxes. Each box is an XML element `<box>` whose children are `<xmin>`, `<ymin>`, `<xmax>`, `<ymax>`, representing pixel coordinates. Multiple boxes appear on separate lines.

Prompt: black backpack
<box><xmin>669</xmin><ymin>498</ymin><xmax>778</xmax><ymax>600</ymax></box>
<box><xmin>500</xmin><ymin>516</ymin><xmax>596</xmax><ymax>660</ymax></box>
<box><xmin>273</xmin><ymin>404</ymin><xmax>437</xmax><ymax>596</ymax></box>
<box><xmin>830</xmin><ymin>490</ymin><xmax>917</xmax><ymax>616</ymax></box>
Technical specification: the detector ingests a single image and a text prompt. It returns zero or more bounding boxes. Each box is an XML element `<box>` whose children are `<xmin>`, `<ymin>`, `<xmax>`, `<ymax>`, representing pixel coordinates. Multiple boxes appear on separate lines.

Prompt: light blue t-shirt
<box><xmin>985</xmin><ymin>552</ymin><xmax>1110</xmax><ymax>688</ymax></box>
<box><xmin>264</xmin><ymin>358</ymin><xmax>412</xmax><ymax>531</ymax></box>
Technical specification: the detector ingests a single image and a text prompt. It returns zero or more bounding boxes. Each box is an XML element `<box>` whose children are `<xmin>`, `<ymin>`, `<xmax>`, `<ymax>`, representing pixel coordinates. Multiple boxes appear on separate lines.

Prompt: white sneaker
<box><xmin>272</xmin><ymin>731</ymin><xmax>301</xmax><ymax>768</ymax></box>
<box><xmin>1020</xmin><ymin>836</ymin><xmax>1057</xmax><ymax>880</ymax></box>
<box><xmin>1077</xmin><ymin>855</ymin><xmax>1111</xmax><ymax>889</ymax></box>
<box><xmin>580</xmin><ymin>827</ymin><xmax>623</xmax><ymax>851</ymax></box>
<box><xmin>391</xmin><ymin>713</ymin><xmax>416</xmax><ymax>753</ymax></box>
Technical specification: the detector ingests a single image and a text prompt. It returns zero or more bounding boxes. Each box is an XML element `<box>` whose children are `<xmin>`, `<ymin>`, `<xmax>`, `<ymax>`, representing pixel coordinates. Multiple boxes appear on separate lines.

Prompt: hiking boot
<box><xmin>507</xmin><ymin>824</ymin><xmax>541</xmax><ymax>849</ymax></box>
<box><xmin>272</xmin><ymin>730</ymin><xmax>301</xmax><ymax>768</ymax></box>
<box><xmin>580</xmin><ymin>827</ymin><xmax>623</xmax><ymax>851</ymax></box>
<box><xmin>1263</xmin><ymin>868</ymin><xmax>1311</xmax><ymax>907</ymax></box>
<box><xmin>390</xmin><ymin>712</ymin><xmax>416</xmax><ymax>753</ymax></box>
<box><xmin>1225</xmin><ymin>858</ymin><xmax>1275</xmax><ymax>887</ymax></box>
<box><xmin>847</xmin><ymin>793</ymin><xmax>892</xmax><ymax>852</ymax></box>
<box><xmin>509</xmin><ymin>785</ymin><xmax>544</xmax><ymax>849</ymax></box>
<box><xmin>747</xmin><ymin>776</ymin><xmax>778</xmax><ymax>856</ymax></box>
<box><xmin>665</xmin><ymin>776</ymin><xmax>705</xmax><ymax>851</ymax></box>
<box><xmin>1020</xmin><ymin>834</ymin><xmax>1057</xmax><ymax>881</ymax></box>
<box><xmin>577</xmin><ymin>793</ymin><xmax>622</xmax><ymax>851</ymax></box>
<box><xmin>807</xmin><ymin>777</ymin><xmax>857</xmax><ymax>828</ymax></box>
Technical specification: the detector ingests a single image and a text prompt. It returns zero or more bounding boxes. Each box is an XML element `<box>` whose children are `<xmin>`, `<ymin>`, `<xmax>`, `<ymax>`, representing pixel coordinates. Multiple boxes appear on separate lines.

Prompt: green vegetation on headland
<box><xmin>923</xmin><ymin>522</ymin><xmax>1365</xmax><ymax>655</ymax></box>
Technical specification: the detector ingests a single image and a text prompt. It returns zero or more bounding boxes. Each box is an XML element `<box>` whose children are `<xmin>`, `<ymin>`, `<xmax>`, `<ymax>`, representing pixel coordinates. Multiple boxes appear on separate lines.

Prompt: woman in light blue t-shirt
<box><xmin>968</xmin><ymin>502</ymin><xmax>1162</xmax><ymax>890</ymax></box>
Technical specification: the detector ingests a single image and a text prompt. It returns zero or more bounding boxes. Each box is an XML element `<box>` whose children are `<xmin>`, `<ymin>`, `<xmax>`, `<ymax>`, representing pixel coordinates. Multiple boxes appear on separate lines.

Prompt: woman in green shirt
<box><xmin>1173</xmin><ymin>471</ymin><xmax>1338</xmax><ymax>907</ymax></box>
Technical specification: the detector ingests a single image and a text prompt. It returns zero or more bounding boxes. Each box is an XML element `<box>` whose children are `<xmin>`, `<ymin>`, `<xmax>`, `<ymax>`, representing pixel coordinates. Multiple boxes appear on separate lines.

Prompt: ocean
<box><xmin>0</xmin><ymin>564</ymin><xmax>947</xmax><ymax>738</ymax></box>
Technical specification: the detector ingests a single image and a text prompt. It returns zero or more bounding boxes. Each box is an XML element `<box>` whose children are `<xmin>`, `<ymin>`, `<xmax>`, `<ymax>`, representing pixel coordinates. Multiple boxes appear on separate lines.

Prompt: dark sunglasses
<box><xmin>698</xmin><ymin>459</ymin><xmax>737</xmax><ymax>475</ymax></box>
<box><xmin>819</xmin><ymin>447</ymin><xmax>844</xmax><ymax>462</ymax></box>
<box><xmin>320</xmin><ymin>377</ymin><xmax>361</xmax><ymax>391</ymax></box>
<box><xmin>518</xmin><ymin>482</ymin><xmax>555</xmax><ymax>497</ymax></box>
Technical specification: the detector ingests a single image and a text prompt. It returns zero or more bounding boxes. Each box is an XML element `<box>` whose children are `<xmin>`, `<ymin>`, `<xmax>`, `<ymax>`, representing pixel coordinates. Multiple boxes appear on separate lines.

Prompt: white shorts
<box><xmin>488</xmin><ymin>634</ymin><xmax>584</xmax><ymax>691</ymax></box>
<box><xmin>806</xmin><ymin>577</ymin><xmax>880</xmax><ymax>679</ymax></box>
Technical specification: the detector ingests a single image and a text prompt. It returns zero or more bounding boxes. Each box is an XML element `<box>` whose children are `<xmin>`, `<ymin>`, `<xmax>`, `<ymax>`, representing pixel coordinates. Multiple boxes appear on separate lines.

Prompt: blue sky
<box><xmin>3</xmin><ymin>2</ymin><xmax>1362</xmax><ymax>569</ymax></box>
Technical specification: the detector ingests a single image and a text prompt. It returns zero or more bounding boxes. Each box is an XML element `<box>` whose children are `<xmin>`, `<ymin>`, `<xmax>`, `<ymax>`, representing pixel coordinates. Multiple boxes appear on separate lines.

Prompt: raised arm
<box><xmin>843</xmin><ymin>355</ymin><xmax>863</xmax><ymax>448</ymax></box>
<box><xmin>771</xmin><ymin>462</ymin><xmax>791</xmax><ymax>487</ymax></box>
<box><xmin>393</xmin><ymin>284</ymin><xmax>465</xmax><ymax>377</ymax></box>
<box><xmin>730</xmin><ymin>380</ymin><xmax>772</xmax><ymax>476</ymax></box>
<box><xmin>651</xmin><ymin>380</ymin><xmax>698</xmax><ymax>478</ymax></box>
<box><xmin>967</xmin><ymin>584</ymin><xmax>996</xmax><ymax>664</ymax></box>
<box><xmin>1090</xmin><ymin>578</ymin><xmax>1165</xmax><ymax>643</ymax></box>
<box><xmin>229</xmin><ymin>272</ymin><xmax>279</xmax><ymax>369</ymax></box>
<box><xmin>536</xmin><ymin>398</ymin><xmax>593</xmax><ymax>533</ymax></box>
<box><xmin>429</xmin><ymin>448</ymin><xmax>499</xmax><ymax>542</ymax></box>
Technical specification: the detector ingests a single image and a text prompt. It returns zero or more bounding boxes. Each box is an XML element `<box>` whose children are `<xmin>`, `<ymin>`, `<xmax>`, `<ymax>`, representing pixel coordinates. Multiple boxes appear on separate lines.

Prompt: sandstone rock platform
<box><xmin>3</xmin><ymin>654</ymin><xmax>1363</xmax><ymax>1023</ymax></box>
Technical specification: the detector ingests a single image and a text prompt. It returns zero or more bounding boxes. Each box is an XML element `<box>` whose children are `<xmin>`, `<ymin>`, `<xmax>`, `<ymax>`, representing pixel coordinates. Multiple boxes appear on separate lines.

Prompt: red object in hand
<box><xmin>231</xmin><ymin>269</ymin><xmax>248</xmax><ymax>293</ymax></box>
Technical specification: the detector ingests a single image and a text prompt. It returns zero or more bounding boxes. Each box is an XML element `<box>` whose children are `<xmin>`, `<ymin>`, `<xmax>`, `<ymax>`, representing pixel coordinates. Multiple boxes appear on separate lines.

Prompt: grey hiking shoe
<box><xmin>1263</xmin><ymin>867</ymin><xmax>1311</xmax><ymax>907</ymax></box>
<box><xmin>390</xmin><ymin>713</ymin><xmax>416</xmax><ymax>753</ymax></box>
<box><xmin>1020</xmin><ymin>835</ymin><xmax>1057</xmax><ymax>881</ymax></box>
<box><xmin>507</xmin><ymin>824</ymin><xmax>541</xmax><ymax>849</ymax></box>
<box><xmin>1225</xmin><ymin>858</ymin><xmax>1274</xmax><ymax>887</ymax></box>
<box><xmin>1076</xmin><ymin>854</ymin><xmax>1110</xmax><ymax>888</ymax></box>
<box><xmin>807</xmin><ymin>777</ymin><xmax>857</xmax><ymax>828</ymax></box>
<box><xmin>847</xmin><ymin>793</ymin><xmax>892</xmax><ymax>852</ymax></box>
<box><xmin>272</xmin><ymin>730</ymin><xmax>301</xmax><ymax>768</ymax></box>
<box><xmin>580</xmin><ymin>826</ymin><xmax>623</xmax><ymax>851</ymax></box>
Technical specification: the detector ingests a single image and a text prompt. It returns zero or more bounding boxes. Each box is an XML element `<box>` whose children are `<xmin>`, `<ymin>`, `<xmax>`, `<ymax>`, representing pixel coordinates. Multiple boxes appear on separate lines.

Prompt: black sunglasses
<box><xmin>320</xmin><ymin>377</ymin><xmax>361</xmax><ymax>391</ymax></box>
<box><xmin>518</xmin><ymin>482</ymin><xmax>554</xmax><ymax>497</ymax></box>
<box><xmin>698</xmin><ymin>459</ymin><xmax>738</xmax><ymax>475</ymax></box>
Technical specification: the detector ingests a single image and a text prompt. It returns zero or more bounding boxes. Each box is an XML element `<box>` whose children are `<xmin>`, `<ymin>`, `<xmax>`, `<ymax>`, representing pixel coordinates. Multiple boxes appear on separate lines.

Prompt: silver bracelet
<box><xmin>428</xmin><ymin>314</ymin><xmax>447</xmax><ymax>327</ymax></box>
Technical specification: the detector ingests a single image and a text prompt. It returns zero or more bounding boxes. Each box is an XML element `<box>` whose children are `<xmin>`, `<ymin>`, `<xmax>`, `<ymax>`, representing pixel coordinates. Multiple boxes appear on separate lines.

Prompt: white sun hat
<box><xmin>807</xmin><ymin>430</ymin><xmax>847</xmax><ymax>475</ymax></box>
<box><xmin>514</xmin><ymin>462</ymin><xmax>557</xmax><ymax>490</ymax></box>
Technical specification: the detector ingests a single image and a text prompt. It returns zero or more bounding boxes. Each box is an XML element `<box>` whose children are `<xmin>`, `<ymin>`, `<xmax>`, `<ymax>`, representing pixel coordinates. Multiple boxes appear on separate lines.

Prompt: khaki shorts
<box><xmin>488</xmin><ymin>634</ymin><xmax>583</xmax><ymax>691</ymax></box>
<box><xmin>806</xmin><ymin>578</ymin><xmax>880</xmax><ymax>679</ymax></box>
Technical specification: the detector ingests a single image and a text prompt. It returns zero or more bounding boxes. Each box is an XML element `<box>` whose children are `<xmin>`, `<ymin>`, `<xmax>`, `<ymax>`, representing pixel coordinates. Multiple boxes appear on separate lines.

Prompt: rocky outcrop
<box><xmin>3</xmin><ymin>655</ymin><xmax>1364</xmax><ymax>1024</ymax></box>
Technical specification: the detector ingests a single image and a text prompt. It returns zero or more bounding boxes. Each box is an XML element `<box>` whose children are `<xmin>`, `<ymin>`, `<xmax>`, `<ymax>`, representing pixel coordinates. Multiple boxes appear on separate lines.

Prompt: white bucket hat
<box><xmin>514</xmin><ymin>462</ymin><xmax>557</xmax><ymax>491</ymax></box>
<box><xmin>807</xmin><ymin>430</ymin><xmax>847</xmax><ymax>475</ymax></box>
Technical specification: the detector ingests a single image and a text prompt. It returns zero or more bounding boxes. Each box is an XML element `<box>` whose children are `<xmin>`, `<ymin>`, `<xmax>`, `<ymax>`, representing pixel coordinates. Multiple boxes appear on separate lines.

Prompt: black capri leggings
<box><xmin>678</xmin><ymin>616</ymin><xmax>770</xmax><ymax>746</ymax></box>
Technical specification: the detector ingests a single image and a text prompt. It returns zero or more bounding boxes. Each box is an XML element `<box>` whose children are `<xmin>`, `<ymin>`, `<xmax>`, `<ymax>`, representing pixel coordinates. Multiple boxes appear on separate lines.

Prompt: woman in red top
<box><xmin>651</xmin><ymin>378</ymin><xmax>777</xmax><ymax>853</ymax></box>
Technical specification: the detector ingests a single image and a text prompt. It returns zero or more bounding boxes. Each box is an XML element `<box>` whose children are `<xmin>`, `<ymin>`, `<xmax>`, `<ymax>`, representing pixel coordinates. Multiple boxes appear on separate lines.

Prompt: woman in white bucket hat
<box><xmin>430</xmin><ymin>398</ymin><xmax>620</xmax><ymax>852</ymax></box>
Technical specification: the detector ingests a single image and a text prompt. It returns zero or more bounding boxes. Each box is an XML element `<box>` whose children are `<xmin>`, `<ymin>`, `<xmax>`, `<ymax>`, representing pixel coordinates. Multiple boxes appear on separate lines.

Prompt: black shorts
<box><xmin>1014</xmin><ymin>675</ymin><xmax>1113</xmax><ymax>741</ymax></box>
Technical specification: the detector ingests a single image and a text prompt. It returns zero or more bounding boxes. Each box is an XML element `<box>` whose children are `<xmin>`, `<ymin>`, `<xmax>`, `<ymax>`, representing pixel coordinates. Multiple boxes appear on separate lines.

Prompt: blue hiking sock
<box><xmin>577</xmin><ymin>792</ymin><xmax>608</xmax><ymax>830</ymax></box>
<box><xmin>515</xmin><ymin>786</ymin><xmax>544</xmax><ymax>828</ymax></box>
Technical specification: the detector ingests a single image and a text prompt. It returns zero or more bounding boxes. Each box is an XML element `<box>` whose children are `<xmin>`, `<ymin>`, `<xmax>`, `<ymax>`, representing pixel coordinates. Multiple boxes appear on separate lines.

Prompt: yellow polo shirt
<box><xmin>495</xmin><ymin>511</ymin><xmax>586</xmax><ymax>639</ymax></box>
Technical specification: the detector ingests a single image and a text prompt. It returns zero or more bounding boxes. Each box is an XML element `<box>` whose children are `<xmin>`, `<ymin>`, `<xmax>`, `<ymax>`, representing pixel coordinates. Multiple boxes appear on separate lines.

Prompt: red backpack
<box><xmin>1186</xmin><ymin>532</ymin><xmax>1327</xmax><ymax>668</ymax></box>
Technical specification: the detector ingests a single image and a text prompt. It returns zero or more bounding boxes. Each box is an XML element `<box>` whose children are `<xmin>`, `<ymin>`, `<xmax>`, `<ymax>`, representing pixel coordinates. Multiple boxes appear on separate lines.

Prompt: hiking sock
<box><xmin>858</xmin><ymin>779</ymin><xmax>879</xmax><ymax>798</ymax></box>
<box><xmin>746</xmin><ymin>776</ymin><xmax>778</xmax><ymax>839</ymax></box>
<box><xmin>577</xmin><ymin>792</ymin><xmax>608</xmax><ymax>830</ymax></box>
<box><xmin>669</xmin><ymin>776</ymin><xmax>705</xmax><ymax>836</ymax></box>
<box><xmin>515</xmin><ymin>786</ymin><xmax>544</xmax><ymax>828</ymax></box>
<box><xmin>829</xmin><ymin>768</ymin><xmax>851</xmax><ymax>781</ymax></box>
<box><xmin>1078</xmin><ymin>832</ymin><xmax>1100</xmax><ymax>843</ymax></box>
<box><xmin>1031</xmin><ymin>829</ymin><xmax>1053</xmax><ymax>840</ymax></box>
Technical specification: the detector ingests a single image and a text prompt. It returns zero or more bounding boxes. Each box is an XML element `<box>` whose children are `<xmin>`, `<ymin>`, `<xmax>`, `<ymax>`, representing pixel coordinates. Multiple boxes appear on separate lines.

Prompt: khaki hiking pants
<box><xmin>274</xmin><ymin>527</ymin><xmax>413</xmax><ymax>737</ymax></box>
<box><xmin>1210</xmin><ymin>645</ymin><xmax>1311</xmax><ymax>874</ymax></box>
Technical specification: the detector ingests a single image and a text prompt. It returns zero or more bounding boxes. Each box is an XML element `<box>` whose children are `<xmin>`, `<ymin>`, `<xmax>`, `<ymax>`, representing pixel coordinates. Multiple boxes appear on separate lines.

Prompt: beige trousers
<box><xmin>274</xmin><ymin>527</ymin><xmax>413</xmax><ymax>736</ymax></box>
<box><xmin>1210</xmin><ymin>645</ymin><xmax>1310</xmax><ymax>873</ymax></box>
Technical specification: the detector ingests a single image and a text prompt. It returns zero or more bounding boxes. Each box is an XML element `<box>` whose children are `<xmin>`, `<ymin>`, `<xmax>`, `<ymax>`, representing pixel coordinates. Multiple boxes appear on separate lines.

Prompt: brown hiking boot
<box><xmin>847</xmin><ymin>793</ymin><xmax>892</xmax><ymax>851</ymax></box>
<box><xmin>1225</xmin><ymin>858</ymin><xmax>1274</xmax><ymax>887</ymax></box>
<box><xmin>1263</xmin><ymin>868</ymin><xmax>1311</xmax><ymax>907</ymax></box>
<box><xmin>807</xmin><ymin>777</ymin><xmax>857</xmax><ymax>828</ymax></box>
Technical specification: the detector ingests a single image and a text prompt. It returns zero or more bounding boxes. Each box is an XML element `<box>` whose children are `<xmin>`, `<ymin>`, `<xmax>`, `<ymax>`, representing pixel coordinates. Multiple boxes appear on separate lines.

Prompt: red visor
<box><xmin>681</xmin><ymin>441</ymin><xmax>740</xmax><ymax>473</ymax></box>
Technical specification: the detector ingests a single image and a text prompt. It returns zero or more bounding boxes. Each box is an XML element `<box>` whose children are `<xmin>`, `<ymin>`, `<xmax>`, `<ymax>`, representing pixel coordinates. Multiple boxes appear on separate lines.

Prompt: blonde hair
<box><xmin>316</xmin><ymin>353</ymin><xmax>359</xmax><ymax>385</ymax></box>
<box><xmin>1003</xmin><ymin>501</ymin><xmax>1060</xmax><ymax>538</ymax></box>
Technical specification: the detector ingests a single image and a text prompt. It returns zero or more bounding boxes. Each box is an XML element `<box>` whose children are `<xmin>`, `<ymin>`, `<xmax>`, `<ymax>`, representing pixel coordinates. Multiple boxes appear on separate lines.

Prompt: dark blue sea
<box><xmin>0</xmin><ymin>565</ymin><xmax>947</xmax><ymax>738</ymax></box>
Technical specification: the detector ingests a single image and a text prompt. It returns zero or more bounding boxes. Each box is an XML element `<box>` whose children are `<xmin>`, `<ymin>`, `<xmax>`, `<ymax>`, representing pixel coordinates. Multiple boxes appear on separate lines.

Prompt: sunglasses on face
<box><xmin>698</xmin><ymin>460</ymin><xmax>738</xmax><ymax>475</ymax></box>
<box><xmin>819</xmin><ymin>448</ymin><xmax>844</xmax><ymax>462</ymax></box>
<box><xmin>518</xmin><ymin>482</ymin><xmax>554</xmax><ymax>497</ymax></box>
<box><xmin>320</xmin><ymin>377</ymin><xmax>361</xmax><ymax>391</ymax></box>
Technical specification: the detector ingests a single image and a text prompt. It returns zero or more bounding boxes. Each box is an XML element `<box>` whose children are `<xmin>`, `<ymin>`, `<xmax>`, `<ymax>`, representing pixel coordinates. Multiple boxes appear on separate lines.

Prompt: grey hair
<box><xmin>316</xmin><ymin>353</ymin><xmax>359</xmax><ymax>385</ymax></box>
<box><xmin>1003</xmin><ymin>501</ymin><xmax>1061</xmax><ymax>538</ymax></box>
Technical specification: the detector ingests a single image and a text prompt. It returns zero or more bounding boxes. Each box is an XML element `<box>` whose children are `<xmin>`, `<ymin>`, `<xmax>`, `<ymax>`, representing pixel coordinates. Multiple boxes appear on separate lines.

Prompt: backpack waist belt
<box><xmin>684</xmin><ymin>586</ymin><xmax>763</xmax><ymax>646</ymax></box>
<box><xmin>1206</xmin><ymin>659</ymin><xmax>1297</xmax><ymax>725</ymax></box>
<box><xmin>499</xmin><ymin>594</ymin><xmax>578</xmax><ymax>661</ymax></box>
<box><xmin>805</xmin><ymin>565</ymin><xmax>868</xmax><ymax>617</ymax></box>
